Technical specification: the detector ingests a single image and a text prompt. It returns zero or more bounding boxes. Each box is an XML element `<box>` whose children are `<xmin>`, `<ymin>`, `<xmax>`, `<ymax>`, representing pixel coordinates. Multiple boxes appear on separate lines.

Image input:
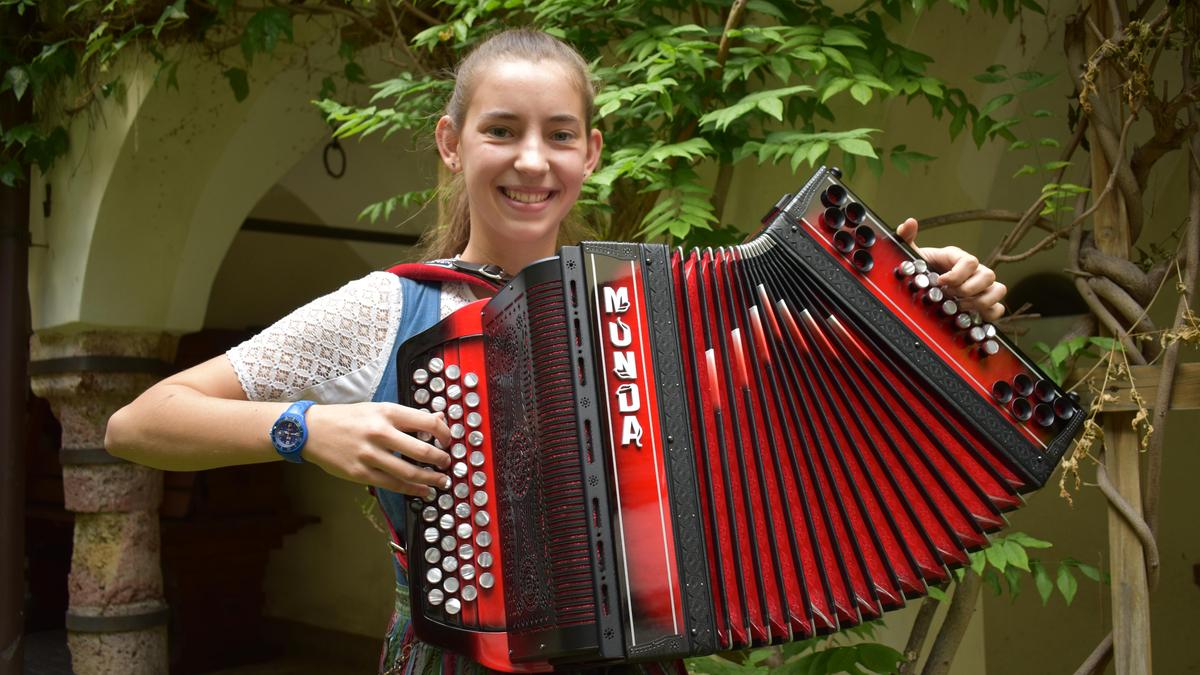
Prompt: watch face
<box><xmin>273</xmin><ymin>419</ymin><xmax>304</xmax><ymax>452</ymax></box>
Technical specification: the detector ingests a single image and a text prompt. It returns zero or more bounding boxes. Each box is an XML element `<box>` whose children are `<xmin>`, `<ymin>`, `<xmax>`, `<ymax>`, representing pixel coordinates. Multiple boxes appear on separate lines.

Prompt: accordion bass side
<box><xmin>396</xmin><ymin>167</ymin><xmax>1084</xmax><ymax>672</ymax></box>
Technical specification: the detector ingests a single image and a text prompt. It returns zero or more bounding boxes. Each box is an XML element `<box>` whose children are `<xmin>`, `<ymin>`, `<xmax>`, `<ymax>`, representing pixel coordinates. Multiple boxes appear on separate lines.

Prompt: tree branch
<box><xmin>397</xmin><ymin>0</ymin><xmax>442</xmax><ymax>27</ymax></box>
<box><xmin>1086</xmin><ymin>276</ymin><xmax>1160</xmax><ymax>358</ymax></box>
<box><xmin>1145</xmin><ymin>37</ymin><xmax>1200</xmax><ymax>538</ymax></box>
<box><xmin>712</xmin><ymin>162</ymin><xmax>735</xmax><ymax>224</ymax></box>
<box><xmin>1069</xmin><ymin>222</ymin><xmax>1147</xmax><ymax>363</ymax></box>
<box><xmin>1072</xmin><ymin>632</ymin><xmax>1114</xmax><ymax>675</ymax></box>
<box><xmin>898</xmin><ymin>597</ymin><xmax>940</xmax><ymax>675</ymax></box>
<box><xmin>918</xmin><ymin>209</ymin><xmax>1056</xmax><ymax>233</ymax></box>
<box><xmin>1096</xmin><ymin>452</ymin><xmax>1160</xmax><ymax>587</ymax></box>
<box><xmin>920</xmin><ymin>572</ymin><xmax>983</xmax><ymax>675</ymax></box>
<box><xmin>714</xmin><ymin>0</ymin><xmax>749</xmax><ymax>69</ymax></box>
<box><xmin>1079</xmin><ymin>239</ymin><xmax>1154</xmax><ymax>306</ymax></box>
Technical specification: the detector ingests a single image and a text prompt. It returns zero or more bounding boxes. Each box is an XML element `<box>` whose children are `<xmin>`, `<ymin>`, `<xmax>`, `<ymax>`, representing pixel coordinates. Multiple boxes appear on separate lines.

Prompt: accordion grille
<box><xmin>486</xmin><ymin>278</ymin><xmax>596</xmax><ymax>634</ymax></box>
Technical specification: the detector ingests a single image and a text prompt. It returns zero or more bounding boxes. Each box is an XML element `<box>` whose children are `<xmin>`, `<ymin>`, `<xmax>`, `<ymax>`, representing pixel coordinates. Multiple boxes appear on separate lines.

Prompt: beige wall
<box><xmin>205</xmin><ymin>130</ymin><xmax>437</xmax><ymax>637</ymax></box>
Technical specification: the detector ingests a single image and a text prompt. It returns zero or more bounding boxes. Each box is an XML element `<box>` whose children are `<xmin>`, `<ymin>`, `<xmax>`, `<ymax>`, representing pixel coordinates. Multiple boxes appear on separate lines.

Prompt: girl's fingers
<box><xmin>367</xmin><ymin>448</ymin><xmax>453</xmax><ymax>491</ymax></box>
<box><xmin>362</xmin><ymin>466</ymin><xmax>439</xmax><ymax>499</ymax></box>
<box><xmin>896</xmin><ymin>218</ymin><xmax>919</xmax><ymax>245</ymax></box>
<box><xmin>381</xmin><ymin>425</ymin><xmax>452</xmax><ymax>469</ymax></box>
<box><xmin>389</xmin><ymin>405</ymin><xmax>452</xmax><ymax>448</ymax></box>
<box><xmin>920</xmin><ymin>246</ymin><xmax>977</xmax><ymax>286</ymax></box>
<box><xmin>952</xmin><ymin>265</ymin><xmax>997</xmax><ymax>297</ymax></box>
<box><xmin>957</xmin><ymin>283</ymin><xmax>1008</xmax><ymax>321</ymax></box>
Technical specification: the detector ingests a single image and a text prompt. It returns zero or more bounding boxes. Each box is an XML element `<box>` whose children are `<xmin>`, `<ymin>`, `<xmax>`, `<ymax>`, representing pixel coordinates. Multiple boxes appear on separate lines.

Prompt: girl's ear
<box><xmin>584</xmin><ymin>128</ymin><xmax>603</xmax><ymax>176</ymax></box>
<box><xmin>435</xmin><ymin>115</ymin><xmax>461</xmax><ymax>172</ymax></box>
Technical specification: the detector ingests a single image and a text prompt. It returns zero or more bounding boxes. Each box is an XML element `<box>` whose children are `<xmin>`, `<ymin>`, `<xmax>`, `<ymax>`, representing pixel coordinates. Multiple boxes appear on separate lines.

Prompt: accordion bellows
<box><xmin>396</xmin><ymin>167</ymin><xmax>1083</xmax><ymax>672</ymax></box>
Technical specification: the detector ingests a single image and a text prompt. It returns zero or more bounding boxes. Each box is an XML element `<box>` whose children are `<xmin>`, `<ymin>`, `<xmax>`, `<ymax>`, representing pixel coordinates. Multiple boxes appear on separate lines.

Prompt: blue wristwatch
<box><xmin>270</xmin><ymin>400</ymin><xmax>315</xmax><ymax>463</ymax></box>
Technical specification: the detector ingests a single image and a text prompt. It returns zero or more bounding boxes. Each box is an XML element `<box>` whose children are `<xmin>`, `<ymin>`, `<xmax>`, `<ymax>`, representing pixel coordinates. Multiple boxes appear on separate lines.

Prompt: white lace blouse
<box><xmin>226</xmin><ymin>272</ymin><xmax>477</xmax><ymax>404</ymax></box>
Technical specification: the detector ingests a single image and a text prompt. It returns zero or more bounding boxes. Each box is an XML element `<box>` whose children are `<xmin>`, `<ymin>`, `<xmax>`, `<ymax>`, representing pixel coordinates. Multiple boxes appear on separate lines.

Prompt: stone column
<box><xmin>30</xmin><ymin>330</ymin><xmax>177</xmax><ymax>675</ymax></box>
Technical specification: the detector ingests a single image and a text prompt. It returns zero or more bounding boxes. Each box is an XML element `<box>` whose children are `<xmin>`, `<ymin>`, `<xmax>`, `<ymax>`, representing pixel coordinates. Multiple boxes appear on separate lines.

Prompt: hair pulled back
<box><xmin>421</xmin><ymin>29</ymin><xmax>598</xmax><ymax>261</ymax></box>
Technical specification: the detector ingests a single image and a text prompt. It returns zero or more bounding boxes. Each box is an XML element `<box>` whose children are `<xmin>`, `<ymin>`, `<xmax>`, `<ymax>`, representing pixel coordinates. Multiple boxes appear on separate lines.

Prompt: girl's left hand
<box><xmin>896</xmin><ymin>218</ymin><xmax>1007</xmax><ymax>322</ymax></box>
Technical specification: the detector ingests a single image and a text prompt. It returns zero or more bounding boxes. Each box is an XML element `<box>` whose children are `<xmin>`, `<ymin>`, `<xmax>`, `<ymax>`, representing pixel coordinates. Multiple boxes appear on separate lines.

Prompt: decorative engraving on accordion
<box><xmin>396</xmin><ymin>167</ymin><xmax>1084</xmax><ymax>672</ymax></box>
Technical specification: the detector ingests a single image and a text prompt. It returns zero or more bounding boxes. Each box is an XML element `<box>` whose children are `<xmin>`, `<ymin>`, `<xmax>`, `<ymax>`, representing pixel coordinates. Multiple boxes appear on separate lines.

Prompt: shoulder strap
<box><xmin>387</xmin><ymin>260</ymin><xmax>504</xmax><ymax>292</ymax></box>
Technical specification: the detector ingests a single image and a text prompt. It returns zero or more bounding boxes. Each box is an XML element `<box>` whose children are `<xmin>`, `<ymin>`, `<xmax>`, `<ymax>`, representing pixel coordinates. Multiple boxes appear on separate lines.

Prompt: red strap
<box><xmin>368</xmin><ymin>486</ymin><xmax>410</xmax><ymax>572</ymax></box>
<box><xmin>387</xmin><ymin>262</ymin><xmax>502</xmax><ymax>293</ymax></box>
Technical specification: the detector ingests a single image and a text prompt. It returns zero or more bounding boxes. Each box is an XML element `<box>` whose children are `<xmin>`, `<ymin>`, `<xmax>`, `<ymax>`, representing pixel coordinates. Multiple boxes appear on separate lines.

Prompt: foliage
<box><xmin>317</xmin><ymin>0</ymin><xmax>1042</xmax><ymax>242</ymax></box>
<box><xmin>684</xmin><ymin>622</ymin><xmax>903</xmax><ymax>675</ymax></box>
<box><xmin>960</xmin><ymin>532</ymin><xmax>1102</xmax><ymax>606</ymax></box>
<box><xmin>1035</xmin><ymin>336</ymin><xmax>1121</xmax><ymax>385</ymax></box>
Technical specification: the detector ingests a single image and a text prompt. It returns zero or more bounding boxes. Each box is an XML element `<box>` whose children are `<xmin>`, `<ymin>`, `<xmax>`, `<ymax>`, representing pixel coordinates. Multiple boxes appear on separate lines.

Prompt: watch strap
<box><xmin>272</xmin><ymin>399</ymin><xmax>315</xmax><ymax>463</ymax></box>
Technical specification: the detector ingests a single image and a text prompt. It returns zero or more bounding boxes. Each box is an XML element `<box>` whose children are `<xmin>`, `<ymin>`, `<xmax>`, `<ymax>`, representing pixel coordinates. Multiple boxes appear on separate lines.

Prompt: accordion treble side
<box><xmin>396</xmin><ymin>167</ymin><xmax>1083</xmax><ymax>672</ymax></box>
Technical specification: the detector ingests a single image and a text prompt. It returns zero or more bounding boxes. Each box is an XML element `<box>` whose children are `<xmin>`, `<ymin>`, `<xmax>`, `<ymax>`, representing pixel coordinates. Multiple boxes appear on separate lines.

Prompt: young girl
<box><xmin>106</xmin><ymin>29</ymin><xmax>1007</xmax><ymax>674</ymax></box>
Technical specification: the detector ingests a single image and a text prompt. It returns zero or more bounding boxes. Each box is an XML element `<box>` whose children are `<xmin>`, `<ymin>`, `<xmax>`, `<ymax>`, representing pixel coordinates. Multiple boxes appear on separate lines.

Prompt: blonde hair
<box><xmin>420</xmin><ymin>29</ymin><xmax>598</xmax><ymax>260</ymax></box>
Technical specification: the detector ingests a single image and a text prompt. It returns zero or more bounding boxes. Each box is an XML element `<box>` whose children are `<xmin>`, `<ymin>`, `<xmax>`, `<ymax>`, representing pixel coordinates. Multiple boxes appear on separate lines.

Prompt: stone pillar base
<box><xmin>31</xmin><ymin>330</ymin><xmax>177</xmax><ymax>675</ymax></box>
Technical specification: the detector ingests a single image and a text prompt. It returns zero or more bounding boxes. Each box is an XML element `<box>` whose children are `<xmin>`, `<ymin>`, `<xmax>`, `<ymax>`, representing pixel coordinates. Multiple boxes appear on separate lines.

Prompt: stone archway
<box><xmin>26</xmin><ymin>30</ymin><xmax>359</xmax><ymax>674</ymax></box>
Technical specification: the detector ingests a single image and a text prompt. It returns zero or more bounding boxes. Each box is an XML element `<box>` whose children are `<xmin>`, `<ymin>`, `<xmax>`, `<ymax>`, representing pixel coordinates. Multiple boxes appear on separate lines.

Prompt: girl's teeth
<box><xmin>504</xmin><ymin>188</ymin><xmax>550</xmax><ymax>204</ymax></box>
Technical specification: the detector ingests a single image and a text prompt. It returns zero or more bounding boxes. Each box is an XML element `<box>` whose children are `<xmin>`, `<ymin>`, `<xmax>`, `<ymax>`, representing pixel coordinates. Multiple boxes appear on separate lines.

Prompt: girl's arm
<box><xmin>105</xmin><ymin>355</ymin><xmax>453</xmax><ymax>498</ymax></box>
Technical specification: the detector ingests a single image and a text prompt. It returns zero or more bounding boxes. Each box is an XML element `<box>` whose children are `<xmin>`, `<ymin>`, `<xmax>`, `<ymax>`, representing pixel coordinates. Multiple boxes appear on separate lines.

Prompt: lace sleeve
<box><xmin>226</xmin><ymin>271</ymin><xmax>403</xmax><ymax>402</ymax></box>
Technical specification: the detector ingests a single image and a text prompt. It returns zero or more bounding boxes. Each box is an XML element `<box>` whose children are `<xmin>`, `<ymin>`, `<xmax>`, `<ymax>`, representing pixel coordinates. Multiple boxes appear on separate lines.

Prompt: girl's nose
<box><xmin>514</xmin><ymin>138</ymin><xmax>549</xmax><ymax>175</ymax></box>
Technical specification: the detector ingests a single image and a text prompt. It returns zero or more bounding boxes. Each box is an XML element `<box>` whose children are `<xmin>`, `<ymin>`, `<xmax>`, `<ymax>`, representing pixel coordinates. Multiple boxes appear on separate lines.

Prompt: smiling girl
<box><xmin>106</xmin><ymin>28</ymin><xmax>1006</xmax><ymax>674</ymax></box>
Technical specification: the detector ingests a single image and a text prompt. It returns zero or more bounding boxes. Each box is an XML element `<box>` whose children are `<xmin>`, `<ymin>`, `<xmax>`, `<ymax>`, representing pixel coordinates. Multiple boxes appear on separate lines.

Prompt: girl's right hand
<box><xmin>304</xmin><ymin>403</ymin><xmax>454</xmax><ymax>498</ymax></box>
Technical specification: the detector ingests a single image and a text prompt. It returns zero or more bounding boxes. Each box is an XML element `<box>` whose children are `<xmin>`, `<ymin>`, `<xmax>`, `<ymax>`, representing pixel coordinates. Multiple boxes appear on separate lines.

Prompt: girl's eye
<box><xmin>485</xmin><ymin>127</ymin><xmax>512</xmax><ymax>138</ymax></box>
<box><xmin>551</xmin><ymin>130</ymin><xmax>575</xmax><ymax>142</ymax></box>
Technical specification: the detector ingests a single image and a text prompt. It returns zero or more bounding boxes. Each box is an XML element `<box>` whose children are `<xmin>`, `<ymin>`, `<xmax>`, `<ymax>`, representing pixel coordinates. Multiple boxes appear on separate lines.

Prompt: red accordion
<box><xmin>396</xmin><ymin>167</ymin><xmax>1082</xmax><ymax>672</ymax></box>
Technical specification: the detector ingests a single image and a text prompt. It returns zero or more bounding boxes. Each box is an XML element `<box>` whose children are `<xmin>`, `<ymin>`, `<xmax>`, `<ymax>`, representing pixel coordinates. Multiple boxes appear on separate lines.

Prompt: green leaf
<box><xmin>970</xmin><ymin>550</ymin><xmax>987</xmax><ymax>575</ymax></box>
<box><xmin>828</xmin><ymin>646</ymin><xmax>860</xmax><ymax>673</ymax></box>
<box><xmin>746</xmin><ymin>0</ymin><xmax>785</xmax><ymax>19</ymax></box>
<box><xmin>926</xmin><ymin>585</ymin><xmax>948</xmax><ymax>602</ymax></box>
<box><xmin>697</xmin><ymin>85</ymin><xmax>812</xmax><ymax>131</ymax></box>
<box><xmin>974</xmin><ymin>72</ymin><xmax>1008</xmax><ymax>84</ymax></box>
<box><xmin>757</xmin><ymin>97</ymin><xmax>784</xmax><ymax>121</ymax></box>
<box><xmin>4</xmin><ymin>124</ymin><xmax>36</xmax><ymax>146</ymax></box>
<box><xmin>0</xmin><ymin>158</ymin><xmax>23</xmax><ymax>188</ymax></box>
<box><xmin>984</xmin><ymin>541</ymin><xmax>1008</xmax><ymax>572</ymax></box>
<box><xmin>1013</xmin><ymin>164</ymin><xmax>1037</xmax><ymax>178</ymax></box>
<box><xmin>983</xmin><ymin>568</ymin><xmax>1003</xmax><ymax>595</ymax></box>
<box><xmin>223</xmin><ymin>68</ymin><xmax>250</xmax><ymax>102</ymax></box>
<box><xmin>1004</xmin><ymin>565</ymin><xmax>1023</xmax><ymax>601</ymax></box>
<box><xmin>318</xmin><ymin>76</ymin><xmax>336</xmax><ymax>100</ymax></box>
<box><xmin>822</xmin><ymin>28</ymin><xmax>867</xmax><ymax>49</ymax></box>
<box><xmin>4</xmin><ymin>67</ymin><xmax>30</xmax><ymax>101</ymax></box>
<box><xmin>152</xmin><ymin>0</ymin><xmax>188</xmax><ymax>39</ymax></box>
<box><xmin>1031</xmin><ymin>560</ymin><xmax>1054</xmax><ymax>604</ymax></box>
<box><xmin>821</xmin><ymin>47</ymin><xmax>852</xmax><ymax>71</ymax></box>
<box><xmin>850</xmin><ymin>83</ymin><xmax>872</xmax><ymax>105</ymax></box>
<box><xmin>1075</xmin><ymin>561</ymin><xmax>1103</xmax><ymax>582</ymax></box>
<box><xmin>979</xmin><ymin>93</ymin><xmax>1015</xmax><ymax>117</ymax></box>
<box><xmin>1004</xmin><ymin>540</ymin><xmax>1030</xmax><ymax>571</ymax></box>
<box><xmin>345</xmin><ymin>62</ymin><xmax>366</xmax><ymax>84</ymax></box>
<box><xmin>819</xmin><ymin>77</ymin><xmax>854</xmax><ymax>104</ymax></box>
<box><xmin>836</xmin><ymin>138</ymin><xmax>876</xmax><ymax>158</ymax></box>
<box><xmin>242</xmin><ymin>7</ymin><xmax>294</xmax><ymax>64</ymax></box>
<box><xmin>1007</xmin><ymin>532</ymin><xmax>1053</xmax><ymax>549</ymax></box>
<box><xmin>1056</xmin><ymin>564</ymin><xmax>1079</xmax><ymax>604</ymax></box>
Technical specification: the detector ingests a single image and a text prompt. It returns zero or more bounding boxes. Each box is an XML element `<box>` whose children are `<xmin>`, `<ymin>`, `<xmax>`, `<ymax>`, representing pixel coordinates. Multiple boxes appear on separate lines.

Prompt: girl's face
<box><xmin>436</xmin><ymin>59</ymin><xmax>602</xmax><ymax>260</ymax></box>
